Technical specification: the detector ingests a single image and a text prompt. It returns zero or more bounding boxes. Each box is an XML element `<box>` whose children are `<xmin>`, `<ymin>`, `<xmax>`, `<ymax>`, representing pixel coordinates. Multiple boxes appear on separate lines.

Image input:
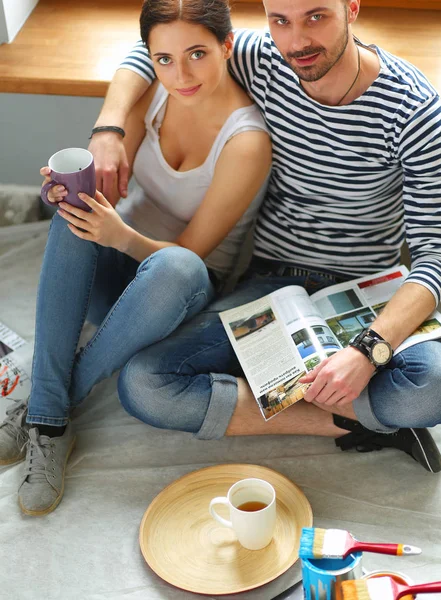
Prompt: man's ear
<box><xmin>347</xmin><ymin>0</ymin><xmax>360</xmax><ymax>25</ymax></box>
<box><xmin>223</xmin><ymin>32</ymin><xmax>234</xmax><ymax>59</ymax></box>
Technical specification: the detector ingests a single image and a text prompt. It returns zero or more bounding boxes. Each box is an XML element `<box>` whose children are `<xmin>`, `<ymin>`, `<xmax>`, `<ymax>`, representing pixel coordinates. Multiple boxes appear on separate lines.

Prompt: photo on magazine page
<box><xmin>228</xmin><ymin>306</ymin><xmax>276</xmax><ymax>341</ymax></box>
<box><xmin>256</xmin><ymin>374</ymin><xmax>309</xmax><ymax>420</ymax></box>
<box><xmin>221</xmin><ymin>294</ymin><xmax>309</xmax><ymax>421</ymax></box>
<box><xmin>312</xmin><ymin>266</ymin><xmax>441</xmax><ymax>352</ymax></box>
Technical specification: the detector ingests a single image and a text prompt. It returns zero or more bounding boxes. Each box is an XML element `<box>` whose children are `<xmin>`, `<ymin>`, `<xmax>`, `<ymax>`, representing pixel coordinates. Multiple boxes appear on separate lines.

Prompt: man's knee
<box><xmin>371</xmin><ymin>342</ymin><xmax>441</xmax><ymax>428</ymax></box>
<box><xmin>118</xmin><ymin>349</ymin><xmax>171</xmax><ymax>429</ymax></box>
<box><xmin>118</xmin><ymin>346</ymin><xmax>213</xmax><ymax>434</ymax></box>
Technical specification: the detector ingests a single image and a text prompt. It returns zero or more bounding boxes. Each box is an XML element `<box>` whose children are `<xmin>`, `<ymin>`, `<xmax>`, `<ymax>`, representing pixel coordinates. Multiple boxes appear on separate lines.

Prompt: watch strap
<box><xmin>349</xmin><ymin>328</ymin><xmax>392</xmax><ymax>367</ymax></box>
<box><xmin>349</xmin><ymin>332</ymin><xmax>371</xmax><ymax>358</ymax></box>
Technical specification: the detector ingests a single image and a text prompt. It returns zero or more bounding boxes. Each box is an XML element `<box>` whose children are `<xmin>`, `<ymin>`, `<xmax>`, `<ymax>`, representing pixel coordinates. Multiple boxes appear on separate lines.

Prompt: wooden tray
<box><xmin>139</xmin><ymin>463</ymin><xmax>312</xmax><ymax>595</ymax></box>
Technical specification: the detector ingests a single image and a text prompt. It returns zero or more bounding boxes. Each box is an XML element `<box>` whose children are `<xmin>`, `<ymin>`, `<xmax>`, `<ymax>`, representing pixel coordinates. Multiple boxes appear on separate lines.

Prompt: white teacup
<box><xmin>209</xmin><ymin>478</ymin><xmax>276</xmax><ymax>550</ymax></box>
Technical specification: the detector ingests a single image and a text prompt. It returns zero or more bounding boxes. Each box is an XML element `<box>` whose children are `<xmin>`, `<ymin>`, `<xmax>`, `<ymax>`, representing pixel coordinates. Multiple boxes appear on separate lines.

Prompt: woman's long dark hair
<box><xmin>140</xmin><ymin>0</ymin><xmax>232</xmax><ymax>47</ymax></box>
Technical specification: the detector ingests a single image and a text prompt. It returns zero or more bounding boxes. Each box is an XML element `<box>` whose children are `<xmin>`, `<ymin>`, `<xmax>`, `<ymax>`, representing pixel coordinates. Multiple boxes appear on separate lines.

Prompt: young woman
<box><xmin>0</xmin><ymin>0</ymin><xmax>271</xmax><ymax>516</ymax></box>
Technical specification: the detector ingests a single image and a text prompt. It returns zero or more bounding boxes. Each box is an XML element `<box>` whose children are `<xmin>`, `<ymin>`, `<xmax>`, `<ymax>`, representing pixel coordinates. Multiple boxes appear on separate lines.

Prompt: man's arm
<box><xmin>94</xmin><ymin>69</ymin><xmax>149</xmax><ymax>130</ymax></box>
<box><xmin>302</xmin><ymin>95</ymin><xmax>441</xmax><ymax>407</ymax></box>
<box><xmin>301</xmin><ymin>282</ymin><xmax>436</xmax><ymax>407</ymax></box>
<box><xmin>89</xmin><ymin>39</ymin><xmax>156</xmax><ymax>205</ymax></box>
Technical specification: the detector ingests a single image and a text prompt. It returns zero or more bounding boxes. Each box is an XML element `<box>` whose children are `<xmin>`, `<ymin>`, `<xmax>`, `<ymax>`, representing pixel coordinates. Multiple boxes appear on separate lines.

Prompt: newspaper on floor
<box><xmin>0</xmin><ymin>321</ymin><xmax>31</xmax><ymax>403</ymax></box>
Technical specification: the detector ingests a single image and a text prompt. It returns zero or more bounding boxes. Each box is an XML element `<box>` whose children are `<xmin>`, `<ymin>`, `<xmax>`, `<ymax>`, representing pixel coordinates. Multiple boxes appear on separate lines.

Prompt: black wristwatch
<box><xmin>349</xmin><ymin>328</ymin><xmax>393</xmax><ymax>368</ymax></box>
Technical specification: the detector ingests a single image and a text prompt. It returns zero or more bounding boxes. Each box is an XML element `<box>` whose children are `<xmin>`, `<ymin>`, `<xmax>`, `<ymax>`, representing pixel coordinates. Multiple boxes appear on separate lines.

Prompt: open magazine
<box><xmin>220</xmin><ymin>266</ymin><xmax>441</xmax><ymax>421</ymax></box>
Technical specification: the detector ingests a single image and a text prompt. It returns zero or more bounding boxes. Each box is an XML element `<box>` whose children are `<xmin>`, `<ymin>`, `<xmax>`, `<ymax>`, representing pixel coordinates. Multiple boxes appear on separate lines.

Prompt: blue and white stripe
<box><xmin>120</xmin><ymin>29</ymin><xmax>441</xmax><ymax>303</ymax></box>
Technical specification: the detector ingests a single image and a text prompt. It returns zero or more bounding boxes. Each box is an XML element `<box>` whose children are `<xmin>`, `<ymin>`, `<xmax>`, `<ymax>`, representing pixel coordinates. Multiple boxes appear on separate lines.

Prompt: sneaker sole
<box><xmin>410</xmin><ymin>428</ymin><xmax>441</xmax><ymax>474</ymax></box>
<box><xmin>18</xmin><ymin>435</ymin><xmax>77</xmax><ymax>517</ymax></box>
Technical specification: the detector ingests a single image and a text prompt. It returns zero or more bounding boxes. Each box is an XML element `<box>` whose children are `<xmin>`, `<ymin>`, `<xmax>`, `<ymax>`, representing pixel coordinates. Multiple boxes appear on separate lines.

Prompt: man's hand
<box><xmin>88</xmin><ymin>132</ymin><xmax>129</xmax><ymax>207</ymax></box>
<box><xmin>300</xmin><ymin>347</ymin><xmax>376</xmax><ymax>406</ymax></box>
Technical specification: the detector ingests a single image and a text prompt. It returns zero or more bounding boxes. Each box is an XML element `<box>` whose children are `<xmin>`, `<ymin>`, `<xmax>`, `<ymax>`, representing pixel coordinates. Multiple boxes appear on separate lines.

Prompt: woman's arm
<box><xmin>121</xmin><ymin>129</ymin><xmax>272</xmax><ymax>261</ymax></box>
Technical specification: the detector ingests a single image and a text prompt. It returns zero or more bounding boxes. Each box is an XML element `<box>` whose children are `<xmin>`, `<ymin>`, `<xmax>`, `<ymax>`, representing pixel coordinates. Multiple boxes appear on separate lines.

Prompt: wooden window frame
<box><xmin>239</xmin><ymin>0</ymin><xmax>441</xmax><ymax>8</ymax></box>
<box><xmin>362</xmin><ymin>0</ymin><xmax>441</xmax><ymax>8</ymax></box>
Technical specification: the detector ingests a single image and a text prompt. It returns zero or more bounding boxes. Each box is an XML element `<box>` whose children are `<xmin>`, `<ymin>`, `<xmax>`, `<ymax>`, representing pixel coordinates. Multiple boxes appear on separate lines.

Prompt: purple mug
<box><xmin>41</xmin><ymin>148</ymin><xmax>96</xmax><ymax>212</ymax></box>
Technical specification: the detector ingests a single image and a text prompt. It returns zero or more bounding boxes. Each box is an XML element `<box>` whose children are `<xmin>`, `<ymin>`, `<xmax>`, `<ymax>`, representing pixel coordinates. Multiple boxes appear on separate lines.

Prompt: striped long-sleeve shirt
<box><xmin>120</xmin><ymin>30</ymin><xmax>441</xmax><ymax>303</ymax></box>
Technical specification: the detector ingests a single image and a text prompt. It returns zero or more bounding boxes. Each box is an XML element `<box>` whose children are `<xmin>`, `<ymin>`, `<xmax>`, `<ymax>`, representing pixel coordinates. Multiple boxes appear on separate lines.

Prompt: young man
<box><xmin>5</xmin><ymin>1</ymin><xmax>441</xmax><ymax>477</ymax></box>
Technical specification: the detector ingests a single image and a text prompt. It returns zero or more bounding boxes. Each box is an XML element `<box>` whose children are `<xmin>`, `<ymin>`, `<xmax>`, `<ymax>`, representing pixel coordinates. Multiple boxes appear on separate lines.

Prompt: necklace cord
<box><xmin>337</xmin><ymin>44</ymin><xmax>361</xmax><ymax>106</ymax></box>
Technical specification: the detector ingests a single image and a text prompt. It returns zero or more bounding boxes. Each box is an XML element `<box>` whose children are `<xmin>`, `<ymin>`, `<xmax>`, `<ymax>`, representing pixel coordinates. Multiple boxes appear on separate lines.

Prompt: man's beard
<box><xmin>284</xmin><ymin>21</ymin><xmax>349</xmax><ymax>82</ymax></box>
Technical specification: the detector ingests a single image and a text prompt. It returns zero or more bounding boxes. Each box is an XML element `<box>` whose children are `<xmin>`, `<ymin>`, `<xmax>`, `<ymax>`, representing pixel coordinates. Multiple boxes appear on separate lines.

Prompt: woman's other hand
<box><xmin>56</xmin><ymin>190</ymin><xmax>132</xmax><ymax>251</ymax></box>
<box><xmin>40</xmin><ymin>166</ymin><xmax>68</xmax><ymax>204</ymax></box>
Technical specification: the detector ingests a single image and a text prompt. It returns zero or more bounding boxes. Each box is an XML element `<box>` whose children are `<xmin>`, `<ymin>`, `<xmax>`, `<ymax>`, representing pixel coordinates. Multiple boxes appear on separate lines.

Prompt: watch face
<box><xmin>372</xmin><ymin>341</ymin><xmax>392</xmax><ymax>365</ymax></box>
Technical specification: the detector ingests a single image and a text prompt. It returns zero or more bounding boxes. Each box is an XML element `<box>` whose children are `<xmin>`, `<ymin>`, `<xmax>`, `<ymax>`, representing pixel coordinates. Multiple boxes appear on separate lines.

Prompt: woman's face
<box><xmin>149</xmin><ymin>21</ymin><xmax>233</xmax><ymax>104</ymax></box>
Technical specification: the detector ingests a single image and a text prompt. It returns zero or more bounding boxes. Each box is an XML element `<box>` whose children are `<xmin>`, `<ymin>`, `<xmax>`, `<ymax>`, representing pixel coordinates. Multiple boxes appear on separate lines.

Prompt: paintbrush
<box><xmin>341</xmin><ymin>576</ymin><xmax>441</xmax><ymax>600</ymax></box>
<box><xmin>299</xmin><ymin>528</ymin><xmax>421</xmax><ymax>560</ymax></box>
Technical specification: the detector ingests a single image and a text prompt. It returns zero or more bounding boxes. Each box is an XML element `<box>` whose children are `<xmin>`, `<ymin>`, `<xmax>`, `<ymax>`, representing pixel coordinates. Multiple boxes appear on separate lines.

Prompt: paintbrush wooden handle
<box><xmin>402</xmin><ymin>581</ymin><xmax>441</xmax><ymax>597</ymax></box>
<box><xmin>351</xmin><ymin>542</ymin><xmax>421</xmax><ymax>556</ymax></box>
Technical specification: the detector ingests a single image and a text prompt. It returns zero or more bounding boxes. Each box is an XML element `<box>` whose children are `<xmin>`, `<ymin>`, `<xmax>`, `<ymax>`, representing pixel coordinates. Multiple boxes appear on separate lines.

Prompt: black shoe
<box><xmin>333</xmin><ymin>415</ymin><xmax>441</xmax><ymax>473</ymax></box>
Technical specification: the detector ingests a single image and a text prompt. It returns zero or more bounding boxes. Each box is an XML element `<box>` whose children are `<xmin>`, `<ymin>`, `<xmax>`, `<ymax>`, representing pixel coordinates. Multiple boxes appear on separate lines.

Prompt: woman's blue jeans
<box><xmin>27</xmin><ymin>213</ymin><xmax>215</xmax><ymax>426</ymax></box>
<box><xmin>118</xmin><ymin>261</ymin><xmax>441</xmax><ymax>439</ymax></box>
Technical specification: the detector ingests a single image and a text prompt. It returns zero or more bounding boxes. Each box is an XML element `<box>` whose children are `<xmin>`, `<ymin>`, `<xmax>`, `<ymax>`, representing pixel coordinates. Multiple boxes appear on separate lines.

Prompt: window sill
<box><xmin>0</xmin><ymin>0</ymin><xmax>440</xmax><ymax>97</ymax></box>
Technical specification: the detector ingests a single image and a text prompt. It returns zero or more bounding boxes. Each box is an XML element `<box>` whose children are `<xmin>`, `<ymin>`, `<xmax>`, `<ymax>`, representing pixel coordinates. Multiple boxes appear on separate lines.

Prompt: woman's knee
<box><xmin>138</xmin><ymin>246</ymin><xmax>210</xmax><ymax>289</ymax></box>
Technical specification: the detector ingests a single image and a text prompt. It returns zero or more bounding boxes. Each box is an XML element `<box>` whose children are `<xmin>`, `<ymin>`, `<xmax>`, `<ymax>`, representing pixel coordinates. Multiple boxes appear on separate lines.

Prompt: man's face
<box><xmin>264</xmin><ymin>0</ymin><xmax>351</xmax><ymax>82</ymax></box>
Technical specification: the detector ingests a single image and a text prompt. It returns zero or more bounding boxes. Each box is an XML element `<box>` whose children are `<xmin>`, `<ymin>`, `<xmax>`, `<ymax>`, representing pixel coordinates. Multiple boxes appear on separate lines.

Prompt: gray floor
<box><xmin>1</xmin><ymin>223</ymin><xmax>440</xmax><ymax>600</ymax></box>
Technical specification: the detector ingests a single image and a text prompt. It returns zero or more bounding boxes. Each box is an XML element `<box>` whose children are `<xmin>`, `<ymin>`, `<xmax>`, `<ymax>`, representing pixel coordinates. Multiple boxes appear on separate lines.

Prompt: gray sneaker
<box><xmin>0</xmin><ymin>399</ymin><xmax>29</xmax><ymax>465</ymax></box>
<box><xmin>18</xmin><ymin>423</ymin><xmax>76</xmax><ymax>516</ymax></box>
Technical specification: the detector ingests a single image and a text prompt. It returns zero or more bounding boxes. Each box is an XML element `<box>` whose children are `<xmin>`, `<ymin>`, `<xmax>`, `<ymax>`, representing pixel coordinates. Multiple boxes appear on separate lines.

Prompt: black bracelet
<box><xmin>89</xmin><ymin>126</ymin><xmax>125</xmax><ymax>139</ymax></box>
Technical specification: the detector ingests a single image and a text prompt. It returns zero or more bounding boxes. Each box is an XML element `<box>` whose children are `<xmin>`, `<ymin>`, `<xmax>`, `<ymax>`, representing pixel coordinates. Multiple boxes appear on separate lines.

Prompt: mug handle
<box><xmin>209</xmin><ymin>497</ymin><xmax>232</xmax><ymax>528</ymax></box>
<box><xmin>41</xmin><ymin>180</ymin><xmax>60</xmax><ymax>206</ymax></box>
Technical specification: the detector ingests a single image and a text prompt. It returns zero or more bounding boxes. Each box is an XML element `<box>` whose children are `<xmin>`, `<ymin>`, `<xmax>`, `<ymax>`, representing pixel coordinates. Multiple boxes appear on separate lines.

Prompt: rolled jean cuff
<box><xmin>352</xmin><ymin>386</ymin><xmax>398</xmax><ymax>434</ymax></box>
<box><xmin>26</xmin><ymin>415</ymin><xmax>69</xmax><ymax>427</ymax></box>
<box><xmin>194</xmin><ymin>373</ymin><xmax>238</xmax><ymax>440</ymax></box>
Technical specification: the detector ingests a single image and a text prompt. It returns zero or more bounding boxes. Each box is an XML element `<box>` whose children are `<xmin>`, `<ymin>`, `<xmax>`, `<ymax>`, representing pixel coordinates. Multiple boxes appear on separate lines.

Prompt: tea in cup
<box><xmin>209</xmin><ymin>478</ymin><xmax>276</xmax><ymax>550</ymax></box>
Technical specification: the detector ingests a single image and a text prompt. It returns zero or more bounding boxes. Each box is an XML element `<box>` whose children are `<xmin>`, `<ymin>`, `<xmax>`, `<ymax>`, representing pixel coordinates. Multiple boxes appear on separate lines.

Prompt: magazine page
<box><xmin>269</xmin><ymin>284</ymin><xmax>343</xmax><ymax>368</ymax></box>
<box><xmin>0</xmin><ymin>322</ymin><xmax>31</xmax><ymax>418</ymax></box>
<box><xmin>310</xmin><ymin>266</ymin><xmax>441</xmax><ymax>354</ymax></box>
<box><xmin>220</xmin><ymin>286</ymin><xmax>342</xmax><ymax>420</ymax></box>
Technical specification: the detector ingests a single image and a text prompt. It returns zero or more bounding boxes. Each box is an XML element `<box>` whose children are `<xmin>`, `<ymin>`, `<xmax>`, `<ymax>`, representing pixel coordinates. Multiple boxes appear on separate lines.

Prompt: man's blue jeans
<box><xmin>27</xmin><ymin>213</ymin><xmax>215</xmax><ymax>426</ymax></box>
<box><xmin>118</xmin><ymin>260</ymin><xmax>441</xmax><ymax>438</ymax></box>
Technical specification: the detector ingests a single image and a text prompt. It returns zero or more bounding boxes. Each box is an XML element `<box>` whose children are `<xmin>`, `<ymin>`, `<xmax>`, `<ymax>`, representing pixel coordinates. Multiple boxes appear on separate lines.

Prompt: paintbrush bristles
<box><xmin>313</xmin><ymin>528</ymin><xmax>327</xmax><ymax>557</ymax></box>
<box><xmin>341</xmin><ymin>581</ymin><xmax>372</xmax><ymax>600</ymax></box>
<box><xmin>299</xmin><ymin>527</ymin><xmax>327</xmax><ymax>558</ymax></box>
<box><xmin>299</xmin><ymin>527</ymin><xmax>350</xmax><ymax>559</ymax></box>
<box><xmin>342</xmin><ymin>578</ymin><xmax>396</xmax><ymax>600</ymax></box>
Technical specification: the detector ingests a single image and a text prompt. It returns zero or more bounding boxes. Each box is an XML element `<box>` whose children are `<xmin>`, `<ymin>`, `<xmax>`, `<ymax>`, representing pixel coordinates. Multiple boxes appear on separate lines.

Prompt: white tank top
<box><xmin>117</xmin><ymin>83</ymin><xmax>269</xmax><ymax>276</ymax></box>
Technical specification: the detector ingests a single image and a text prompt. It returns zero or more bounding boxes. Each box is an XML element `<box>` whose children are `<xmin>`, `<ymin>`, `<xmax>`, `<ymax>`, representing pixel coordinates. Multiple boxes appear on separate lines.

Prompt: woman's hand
<box><xmin>40</xmin><ymin>166</ymin><xmax>67</xmax><ymax>204</ymax></box>
<box><xmin>57</xmin><ymin>190</ymin><xmax>132</xmax><ymax>251</ymax></box>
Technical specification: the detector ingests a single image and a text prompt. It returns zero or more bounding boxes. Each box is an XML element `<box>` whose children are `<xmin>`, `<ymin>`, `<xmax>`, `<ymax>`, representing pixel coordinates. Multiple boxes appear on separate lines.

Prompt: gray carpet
<box><xmin>1</xmin><ymin>222</ymin><xmax>440</xmax><ymax>599</ymax></box>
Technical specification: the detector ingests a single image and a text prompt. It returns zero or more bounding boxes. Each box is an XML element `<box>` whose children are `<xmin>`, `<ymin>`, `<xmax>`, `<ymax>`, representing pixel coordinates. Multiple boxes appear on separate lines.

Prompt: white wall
<box><xmin>1</xmin><ymin>93</ymin><xmax>103</xmax><ymax>185</ymax></box>
<box><xmin>0</xmin><ymin>2</ymin><xmax>7</xmax><ymax>44</ymax></box>
<box><xmin>1</xmin><ymin>0</ymin><xmax>39</xmax><ymax>43</ymax></box>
